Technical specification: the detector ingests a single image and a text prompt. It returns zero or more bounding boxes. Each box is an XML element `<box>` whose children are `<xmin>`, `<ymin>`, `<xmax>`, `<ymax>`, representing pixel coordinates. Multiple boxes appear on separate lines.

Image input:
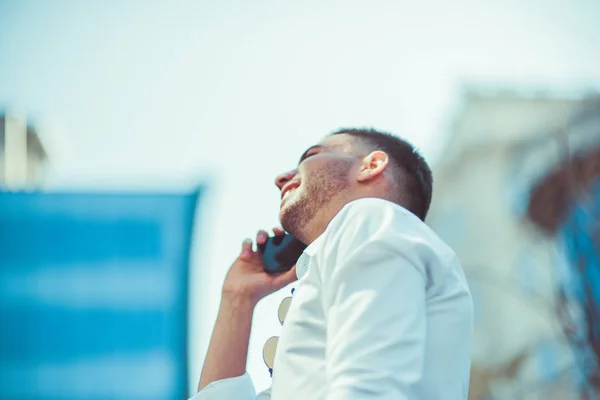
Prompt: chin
<box><xmin>279</xmin><ymin>195</ymin><xmax>297</xmax><ymax>212</ymax></box>
<box><xmin>279</xmin><ymin>192</ymin><xmax>307</xmax><ymax>234</ymax></box>
<box><xmin>279</xmin><ymin>204</ymin><xmax>291</xmax><ymax>223</ymax></box>
<box><xmin>279</xmin><ymin>204</ymin><xmax>296</xmax><ymax>233</ymax></box>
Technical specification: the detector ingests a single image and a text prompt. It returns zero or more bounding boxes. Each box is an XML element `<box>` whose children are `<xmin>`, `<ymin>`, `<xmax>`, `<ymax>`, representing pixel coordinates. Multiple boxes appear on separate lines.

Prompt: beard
<box><xmin>280</xmin><ymin>159</ymin><xmax>352</xmax><ymax>240</ymax></box>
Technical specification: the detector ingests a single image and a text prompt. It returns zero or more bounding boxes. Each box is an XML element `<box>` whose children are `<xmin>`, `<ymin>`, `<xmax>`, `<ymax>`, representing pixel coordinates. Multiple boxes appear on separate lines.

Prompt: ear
<box><xmin>356</xmin><ymin>151</ymin><xmax>389</xmax><ymax>182</ymax></box>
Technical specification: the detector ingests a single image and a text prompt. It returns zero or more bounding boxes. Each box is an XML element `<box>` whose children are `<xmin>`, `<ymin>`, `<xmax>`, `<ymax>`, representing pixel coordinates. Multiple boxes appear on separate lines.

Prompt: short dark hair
<box><xmin>331</xmin><ymin>128</ymin><xmax>433</xmax><ymax>221</ymax></box>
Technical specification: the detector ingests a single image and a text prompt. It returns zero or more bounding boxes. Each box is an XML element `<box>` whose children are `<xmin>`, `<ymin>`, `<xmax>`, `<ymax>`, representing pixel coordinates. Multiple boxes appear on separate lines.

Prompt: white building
<box><xmin>427</xmin><ymin>87</ymin><xmax>600</xmax><ymax>399</ymax></box>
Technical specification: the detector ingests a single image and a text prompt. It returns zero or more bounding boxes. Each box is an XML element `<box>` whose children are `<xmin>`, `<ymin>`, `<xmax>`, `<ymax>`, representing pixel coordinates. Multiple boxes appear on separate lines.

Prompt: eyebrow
<box><xmin>298</xmin><ymin>145</ymin><xmax>325</xmax><ymax>165</ymax></box>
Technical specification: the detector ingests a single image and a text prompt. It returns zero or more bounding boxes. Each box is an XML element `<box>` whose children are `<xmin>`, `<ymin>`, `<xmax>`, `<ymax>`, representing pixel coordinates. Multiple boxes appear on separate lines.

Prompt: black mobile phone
<box><xmin>258</xmin><ymin>233</ymin><xmax>307</xmax><ymax>274</ymax></box>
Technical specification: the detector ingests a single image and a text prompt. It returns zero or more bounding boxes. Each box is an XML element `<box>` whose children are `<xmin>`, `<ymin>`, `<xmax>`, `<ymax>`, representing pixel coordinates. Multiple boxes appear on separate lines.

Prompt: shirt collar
<box><xmin>295</xmin><ymin>234</ymin><xmax>325</xmax><ymax>280</ymax></box>
<box><xmin>293</xmin><ymin>198</ymin><xmax>366</xmax><ymax>280</ymax></box>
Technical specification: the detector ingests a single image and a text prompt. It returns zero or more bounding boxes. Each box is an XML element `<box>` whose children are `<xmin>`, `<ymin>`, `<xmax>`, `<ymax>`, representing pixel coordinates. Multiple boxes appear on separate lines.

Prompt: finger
<box><xmin>240</xmin><ymin>238</ymin><xmax>253</xmax><ymax>260</ymax></box>
<box><xmin>256</xmin><ymin>230</ymin><xmax>269</xmax><ymax>245</ymax></box>
<box><xmin>273</xmin><ymin>227</ymin><xmax>285</xmax><ymax>236</ymax></box>
<box><xmin>271</xmin><ymin>265</ymin><xmax>298</xmax><ymax>288</ymax></box>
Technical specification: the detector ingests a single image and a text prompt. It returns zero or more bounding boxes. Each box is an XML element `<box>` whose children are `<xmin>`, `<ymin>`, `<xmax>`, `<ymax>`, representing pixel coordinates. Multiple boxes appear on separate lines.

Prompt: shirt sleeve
<box><xmin>189</xmin><ymin>373</ymin><xmax>267</xmax><ymax>400</ymax></box>
<box><xmin>319</xmin><ymin>201</ymin><xmax>429</xmax><ymax>400</ymax></box>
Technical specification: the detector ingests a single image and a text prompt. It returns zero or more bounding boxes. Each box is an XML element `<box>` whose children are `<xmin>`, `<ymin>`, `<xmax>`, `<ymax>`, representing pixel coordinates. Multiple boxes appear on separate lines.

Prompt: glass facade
<box><xmin>0</xmin><ymin>190</ymin><xmax>200</xmax><ymax>400</ymax></box>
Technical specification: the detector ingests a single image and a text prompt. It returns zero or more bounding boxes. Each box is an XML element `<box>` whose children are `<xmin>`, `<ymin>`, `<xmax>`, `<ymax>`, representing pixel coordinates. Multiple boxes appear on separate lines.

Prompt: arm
<box><xmin>191</xmin><ymin>229</ymin><xmax>297</xmax><ymax>400</ymax></box>
<box><xmin>321</xmin><ymin>204</ymin><xmax>428</xmax><ymax>399</ymax></box>
<box><xmin>197</xmin><ymin>294</ymin><xmax>255</xmax><ymax>391</ymax></box>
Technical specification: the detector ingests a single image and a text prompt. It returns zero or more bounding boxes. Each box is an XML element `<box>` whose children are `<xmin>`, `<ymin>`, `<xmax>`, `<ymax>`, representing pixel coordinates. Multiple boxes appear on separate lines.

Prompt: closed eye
<box><xmin>298</xmin><ymin>145</ymin><xmax>324</xmax><ymax>165</ymax></box>
<box><xmin>304</xmin><ymin>150</ymin><xmax>319</xmax><ymax>159</ymax></box>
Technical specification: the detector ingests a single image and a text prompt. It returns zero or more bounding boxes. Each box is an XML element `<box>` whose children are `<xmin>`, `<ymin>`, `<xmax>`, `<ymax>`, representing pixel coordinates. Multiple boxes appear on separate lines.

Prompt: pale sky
<box><xmin>1</xmin><ymin>0</ymin><xmax>600</xmax><ymax>394</ymax></box>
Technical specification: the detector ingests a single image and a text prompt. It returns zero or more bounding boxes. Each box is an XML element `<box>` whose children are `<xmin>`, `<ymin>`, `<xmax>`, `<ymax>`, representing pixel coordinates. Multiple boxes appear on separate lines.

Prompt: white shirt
<box><xmin>192</xmin><ymin>198</ymin><xmax>473</xmax><ymax>400</ymax></box>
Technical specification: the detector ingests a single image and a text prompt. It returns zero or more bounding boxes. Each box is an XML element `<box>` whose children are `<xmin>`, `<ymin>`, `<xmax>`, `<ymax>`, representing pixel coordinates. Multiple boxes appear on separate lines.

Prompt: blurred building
<box><xmin>0</xmin><ymin>112</ymin><xmax>48</xmax><ymax>188</ymax></box>
<box><xmin>0</xmin><ymin>190</ymin><xmax>201</xmax><ymax>400</ymax></box>
<box><xmin>427</xmin><ymin>87</ymin><xmax>600</xmax><ymax>399</ymax></box>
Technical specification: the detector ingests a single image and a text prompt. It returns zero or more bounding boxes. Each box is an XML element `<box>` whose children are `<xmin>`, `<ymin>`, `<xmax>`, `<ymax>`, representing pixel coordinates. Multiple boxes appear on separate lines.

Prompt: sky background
<box><xmin>1</xmin><ymin>0</ymin><xmax>600</xmax><ymax>395</ymax></box>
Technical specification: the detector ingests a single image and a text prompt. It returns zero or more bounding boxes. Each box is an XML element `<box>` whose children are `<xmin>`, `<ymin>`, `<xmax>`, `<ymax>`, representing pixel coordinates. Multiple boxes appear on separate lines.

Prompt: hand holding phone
<box><xmin>258</xmin><ymin>233</ymin><xmax>307</xmax><ymax>274</ymax></box>
<box><xmin>222</xmin><ymin>229</ymin><xmax>299</xmax><ymax>303</ymax></box>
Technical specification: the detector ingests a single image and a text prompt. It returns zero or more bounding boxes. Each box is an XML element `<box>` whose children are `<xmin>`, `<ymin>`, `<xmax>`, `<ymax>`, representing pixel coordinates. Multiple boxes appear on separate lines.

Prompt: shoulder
<box><xmin>322</xmin><ymin>198</ymin><xmax>457</xmax><ymax>268</ymax></box>
<box><xmin>327</xmin><ymin>198</ymin><xmax>440</xmax><ymax>244</ymax></box>
<box><xmin>332</xmin><ymin>197</ymin><xmax>418</xmax><ymax>228</ymax></box>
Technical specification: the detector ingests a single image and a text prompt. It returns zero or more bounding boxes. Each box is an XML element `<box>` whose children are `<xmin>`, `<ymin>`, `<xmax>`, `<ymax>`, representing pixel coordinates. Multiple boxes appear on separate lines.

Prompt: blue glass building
<box><xmin>0</xmin><ymin>190</ymin><xmax>200</xmax><ymax>399</ymax></box>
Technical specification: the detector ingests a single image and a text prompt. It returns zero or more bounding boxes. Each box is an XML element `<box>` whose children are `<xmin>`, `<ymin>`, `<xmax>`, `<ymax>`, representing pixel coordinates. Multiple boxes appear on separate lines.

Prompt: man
<box><xmin>192</xmin><ymin>128</ymin><xmax>473</xmax><ymax>399</ymax></box>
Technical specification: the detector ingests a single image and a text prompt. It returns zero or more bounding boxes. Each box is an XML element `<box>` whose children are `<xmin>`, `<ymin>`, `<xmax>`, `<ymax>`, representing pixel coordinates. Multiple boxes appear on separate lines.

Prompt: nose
<box><xmin>275</xmin><ymin>169</ymin><xmax>297</xmax><ymax>190</ymax></box>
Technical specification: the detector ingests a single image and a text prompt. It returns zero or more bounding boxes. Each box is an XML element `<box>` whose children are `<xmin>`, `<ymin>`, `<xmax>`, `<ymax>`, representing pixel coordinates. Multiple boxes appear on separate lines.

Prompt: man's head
<box><xmin>275</xmin><ymin>128</ymin><xmax>433</xmax><ymax>244</ymax></box>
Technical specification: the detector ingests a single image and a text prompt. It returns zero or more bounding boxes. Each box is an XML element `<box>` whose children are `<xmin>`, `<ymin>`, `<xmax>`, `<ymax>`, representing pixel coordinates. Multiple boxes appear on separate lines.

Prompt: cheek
<box><xmin>302</xmin><ymin>157</ymin><xmax>352</xmax><ymax>183</ymax></box>
<box><xmin>298</xmin><ymin>157</ymin><xmax>327</xmax><ymax>180</ymax></box>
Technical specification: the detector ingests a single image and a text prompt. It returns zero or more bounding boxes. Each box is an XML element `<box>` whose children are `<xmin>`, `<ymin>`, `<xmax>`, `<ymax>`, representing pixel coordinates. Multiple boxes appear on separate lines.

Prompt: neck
<box><xmin>299</xmin><ymin>206</ymin><xmax>338</xmax><ymax>245</ymax></box>
<box><xmin>298</xmin><ymin>194</ymin><xmax>355</xmax><ymax>244</ymax></box>
<box><xmin>301</xmin><ymin>191</ymin><xmax>396</xmax><ymax>244</ymax></box>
